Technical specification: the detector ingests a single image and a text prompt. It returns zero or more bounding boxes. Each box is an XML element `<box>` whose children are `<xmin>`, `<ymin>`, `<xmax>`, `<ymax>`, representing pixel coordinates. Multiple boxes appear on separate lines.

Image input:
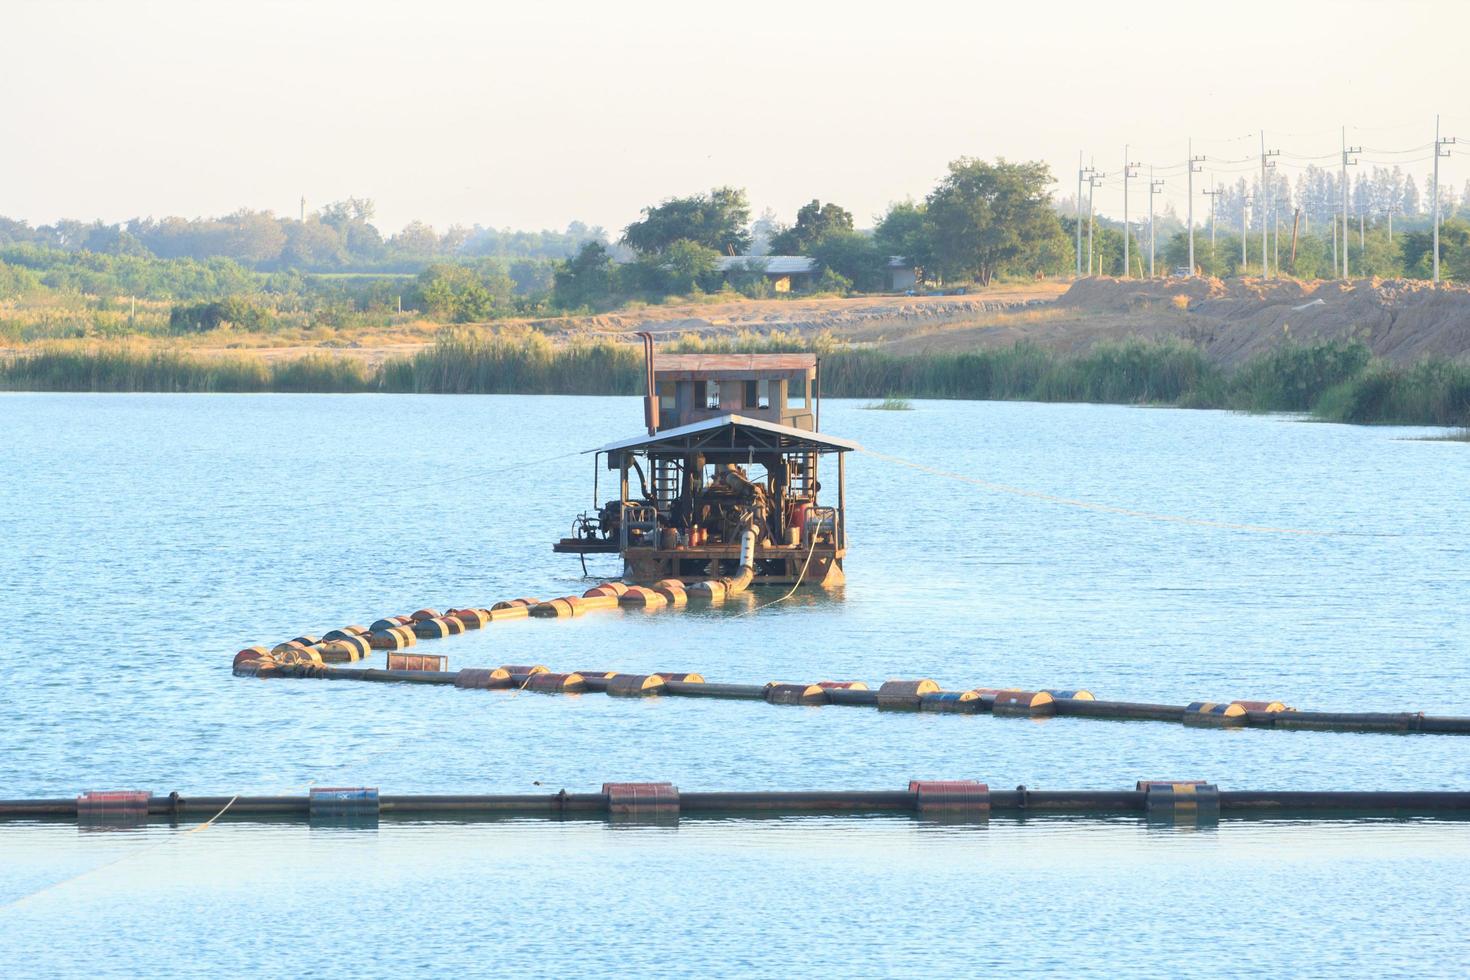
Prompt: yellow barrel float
<box><xmin>531</xmin><ymin>598</ymin><xmax>578</xmax><ymax>618</ymax></box>
<box><xmin>410</xmin><ymin>609</ymin><xmax>441</xmax><ymax>623</ymax></box>
<box><xmin>232</xmin><ymin>648</ymin><xmax>272</xmax><ymax>675</ymax></box>
<box><xmin>412</xmin><ymin>617</ymin><xmax>453</xmax><ymax>639</ymax></box>
<box><xmin>653</xmin><ymin>580</ymin><xmax>688</xmax><ymax>608</ymax></box>
<box><xmin>444</xmin><ymin>616</ymin><xmax>466</xmax><ymax>635</ymax></box>
<box><xmin>919</xmin><ymin>690</ymin><xmax>985</xmax><ymax>714</ymax></box>
<box><xmin>317</xmin><ymin>638</ymin><xmax>368</xmax><ymax>663</ymax></box>
<box><xmin>369</xmin><ymin>618</ymin><xmax>401</xmax><ymax>633</ymax></box>
<box><xmin>652</xmin><ymin>672</ymin><xmax>705</xmax><ymax>684</ymax></box>
<box><xmin>491</xmin><ymin>598</ymin><xmax>539</xmax><ymax>610</ymax></box>
<box><xmin>764</xmin><ymin>683</ymin><xmax>828</xmax><ymax>706</ymax></box>
<box><xmin>619</xmin><ymin>587</ymin><xmax>667</xmax><ymax>610</ymax></box>
<box><xmin>270</xmin><ymin>640</ymin><xmax>311</xmax><ymax>657</ymax></box>
<box><xmin>607</xmin><ymin>673</ymin><xmax>668</xmax><ymax>697</ymax></box>
<box><xmin>289</xmin><ymin>635</ymin><xmax>321</xmax><ymax>648</ymax></box>
<box><xmin>583</xmin><ymin>582</ymin><xmax>629</xmax><ymax>599</ymax></box>
<box><xmin>817</xmin><ymin>681</ymin><xmax>869</xmax><ymax>691</ymax></box>
<box><xmin>909</xmin><ymin>780</ymin><xmax>991</xmax><ymax>815</ymax></box>
<box><xmin>686</xmin><ymin>579</ymin><xmax>726</xmax><ymax>601</ymax></box>
<box><xmin>323</xmin><ymin>628</ymin><xmax>361</xmax><ymax>642</ymax></box>
<box><xmin>500</xmin><ymin>664</ymin><xmax>549</xmax><ymax>676</ymax></box>
<box><xmin>522</xmin><ymin>671</ymin><xmax>586</xmax><ymax>694</ymax></box>
<box><xmin>877</xmin><ymin>679</ymin><xmax>940</xmax><ymax>711</ymax></box>
<box><xmin>488</xmin><ymin>605</ymin><xmax>530</xmax><ymax>622</ymax></box>
<box><xmin>576</xmin><ymin>594</ymin><xmax>621</xmax><ymax>613</ymax></box>
<box><xmin>1137</xmin><ymin>780</ymin><xmax>1220</xmax><ymax>821</ymax></box>
<box><xmin>368</xmin><ymin>627</ymin><xmax>415</xmax><ymax>651</ymax></box>
<box><xmin>1184</xmin><ymin>700</ymin><xmax>1289</xmax><ymax>727</ymax></box>
<box><xmin>988</xmin><ymin>690</ymin><xmax>1057</xmax><ymax>718</ymax></box>
<box><xmin>454</xmin><ymin>667</ymin><xmax>512</xmax><ymax>690</ymax></box>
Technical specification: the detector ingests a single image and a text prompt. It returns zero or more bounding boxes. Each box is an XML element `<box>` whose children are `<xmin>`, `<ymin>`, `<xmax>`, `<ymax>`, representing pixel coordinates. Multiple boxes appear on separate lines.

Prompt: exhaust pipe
<box><xmin>637</xmin><ymin>330</ymin><xmax>657</xmax><ymax>435</ymax></box>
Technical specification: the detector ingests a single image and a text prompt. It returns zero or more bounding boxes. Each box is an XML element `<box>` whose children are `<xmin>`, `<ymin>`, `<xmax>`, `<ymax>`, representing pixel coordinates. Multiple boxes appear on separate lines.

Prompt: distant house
<box><xmin>717</xmin><ymin>253</ymin><xmax>917</xmax><ymax>294</ymax></box>
<box><xmin>716</xmin><ymin>255</ymin><xmax>817</xmax><ymax>293</ymax></box>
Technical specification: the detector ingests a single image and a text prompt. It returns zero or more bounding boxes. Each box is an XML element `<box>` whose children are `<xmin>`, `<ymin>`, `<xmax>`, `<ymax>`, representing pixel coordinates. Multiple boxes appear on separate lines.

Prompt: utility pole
<box><xmin>1341</xmin><ymin>127</ymin><xmax>1362</xmax><ymax>279</ymax></box>
<box><xmin>1087</xmin><ymin>170</ymin><xmax>1106</xmax><ymax>275</ymax></box>
<box><xmin>299</xmin><ymin>196</ymin><xmax>306</xmax><ymax>222</ymax></box>
<box><xmin>1122</xmin><ymin>147</ymin><xmax>1139</xmax><ymax>277</ymax></box>
<box><xmin>1260</xmin><ymin>133</ymin><xmax>1279</xmax><ymax>277</ymax></box>
<box><xmin>1187</xmin><ymin>142</ymin><xmax>1205</xmax><ymax>276</ymax></box>
<box><xmin>1433</xmin><ymin>115</ymin><xmax>1457</xmax><ymax>285</ymax></box>
<box><xmin>1274</xmin><ymin>211</ymin><xmax>1280</xmax><ymax>274</ymax></box>
<box><xmin>1077</xmin><ymin>154</ymin><xmax>1094</xmax><ymax>277</ymax></box>
<box><xmin>1241</xmin><ymin>195</ymin><xmax>1250</xmax><ymax>272</ymax></box>
<box><xmin>1149</xmin><ymin>170</ymin><xmax>1164</xmax><ymax>277</ymax></box>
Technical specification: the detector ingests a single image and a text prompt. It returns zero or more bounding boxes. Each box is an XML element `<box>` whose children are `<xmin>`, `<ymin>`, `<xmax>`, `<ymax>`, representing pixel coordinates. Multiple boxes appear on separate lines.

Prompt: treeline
<box><xmin>0</xmin><ymin>200</ymin><xmax>607</xmax><ymax>273</ymax></box>
<box><xmin>4</xmin><ymin>334</ymin><xmax>1467</xmax><ymax>428</ymax></box>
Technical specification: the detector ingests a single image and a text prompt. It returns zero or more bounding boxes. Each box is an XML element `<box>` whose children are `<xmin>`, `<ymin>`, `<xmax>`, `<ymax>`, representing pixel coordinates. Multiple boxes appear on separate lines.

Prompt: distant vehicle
<box><xmin>1172</xmin><ymin>266</ymin><xmax>1192</xmax><ymax>277</ymax></box>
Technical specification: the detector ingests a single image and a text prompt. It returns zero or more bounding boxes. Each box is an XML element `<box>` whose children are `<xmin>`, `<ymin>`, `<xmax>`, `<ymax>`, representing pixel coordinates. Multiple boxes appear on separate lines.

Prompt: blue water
<box><xmin>2</xmin><ymin>393</ymin><xmax>1468</xmax><ymax>976</ymax></box>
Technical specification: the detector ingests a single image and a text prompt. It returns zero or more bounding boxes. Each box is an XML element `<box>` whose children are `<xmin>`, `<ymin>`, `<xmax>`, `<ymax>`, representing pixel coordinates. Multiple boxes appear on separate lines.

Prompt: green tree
<box><xmin>809</xmin><ymin>231</ymin><xmax>884</xmax><ymax>292</ymax></box>
<box><xmin>621</xmin><ymin>187</ymin><xmax>751</xmax><ymax>255</ymax></box>
<box><xmin>874</xmin><ymin>201</ymin><xmax>932</xmax><ymax>280</ymax></box>
<box><xmin>552</xmin><ymin>241</ymin><xmax>617</xmax><ymax>309</ymax></box>
<box><xmin>924</xmin><ymin>158</ymin><xmax>1061</xmax><ymax>285</ymax></box>
<box><xmin>767</xmin><ymin>199</ymin><xmax>854</xmax><ymax>255</ymax></box>
<box><xmin>416</xmin><ymin>262</ymin><xmax>513</xmax><ymax>321</ymax></box>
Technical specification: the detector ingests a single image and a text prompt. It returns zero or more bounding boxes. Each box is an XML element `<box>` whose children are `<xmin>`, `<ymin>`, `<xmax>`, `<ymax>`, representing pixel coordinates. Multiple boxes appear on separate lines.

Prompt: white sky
<box><xmin>3</xmin><ymin>0</ymin><xmax>1466</xmax><ymax>234</ymax></box>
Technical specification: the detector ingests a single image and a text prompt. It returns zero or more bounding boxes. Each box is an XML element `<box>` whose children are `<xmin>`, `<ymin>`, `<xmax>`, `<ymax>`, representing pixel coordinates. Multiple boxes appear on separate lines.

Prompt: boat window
<box><xmin>789</xmin><ymin>377</ymin><xmax>807</xmax><ymax>409</ymax></box>
<box><xmin>757</xmin><ymin>379</ymin><xmax>770</xmax><ymax>408</ymax></box>
<box><xmin>657</xmin><ymin>380</ymin><xmax>675</xmax><ymax>411</ymax></box>
<box><xmin>705</xmin><ymin>381</ymin><xmax>721</xmax><ymax>409</ymax></box>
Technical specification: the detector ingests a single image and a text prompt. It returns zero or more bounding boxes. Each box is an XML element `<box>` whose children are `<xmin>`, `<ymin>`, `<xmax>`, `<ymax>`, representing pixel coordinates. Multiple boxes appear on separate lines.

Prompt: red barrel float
<box><xmin>877</xmin><ymin>679</ymin><xmax>940</xmax><ymax>711</ymax></box>
<box><xmin>764</xmin><ymin>683</ymin><xmax>828</xmax><ymax>706</ymax></box>
<box><xmin>449</xmin><ymin>609</ymin><xmax>489</xmax><ymax>629</ymax></box>
<box><xmin>909</xmin><ymin>780</ymin><xmax>991</xmax><ymax>815</ymax></box>
<box><xmin>603</xmin><ymin>781</ymin><xmax>679</xmax><ymax>819</ymax></box>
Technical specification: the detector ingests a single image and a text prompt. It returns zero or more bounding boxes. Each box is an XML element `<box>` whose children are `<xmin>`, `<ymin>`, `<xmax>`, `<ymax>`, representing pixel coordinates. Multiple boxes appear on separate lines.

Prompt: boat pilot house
<box><xmin>555</xmin><ymin>347</ymin><xmax>859</xmax><ymax>587</ymax></box>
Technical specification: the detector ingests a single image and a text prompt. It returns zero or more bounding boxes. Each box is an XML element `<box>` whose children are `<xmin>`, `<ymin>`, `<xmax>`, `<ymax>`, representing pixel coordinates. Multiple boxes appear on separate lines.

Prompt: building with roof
<box><xmin>715</xmin><ymin>255</ymin><xmax>817</xmax><ymax>293</ymax></box>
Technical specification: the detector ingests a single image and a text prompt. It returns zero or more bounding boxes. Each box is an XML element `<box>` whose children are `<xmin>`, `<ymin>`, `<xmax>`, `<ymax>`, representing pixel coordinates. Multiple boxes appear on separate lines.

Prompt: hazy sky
<box><xmin>5</xmin><ymin>0</ymin><xmax>1467</xmax><ymax>235</ymax></box>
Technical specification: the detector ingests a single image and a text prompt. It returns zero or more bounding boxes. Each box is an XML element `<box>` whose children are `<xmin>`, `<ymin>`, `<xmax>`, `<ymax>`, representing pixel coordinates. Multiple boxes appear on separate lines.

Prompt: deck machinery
<box><xmin>554</xmin><ymin>338</ymin><xmax>858</xmax><ymax>587</ymax></box>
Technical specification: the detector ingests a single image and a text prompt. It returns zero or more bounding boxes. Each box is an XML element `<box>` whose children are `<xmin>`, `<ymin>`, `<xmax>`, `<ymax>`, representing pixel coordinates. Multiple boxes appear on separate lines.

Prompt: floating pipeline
<box><xmin>230</xmin><ymin>655</ymin><xmax>1470</xmax><ymax>737</ymax></box>
<box><xmin>6</xmin><ymin>782</ymin><xmax>1470</xmax><ymax>824</ymax></box>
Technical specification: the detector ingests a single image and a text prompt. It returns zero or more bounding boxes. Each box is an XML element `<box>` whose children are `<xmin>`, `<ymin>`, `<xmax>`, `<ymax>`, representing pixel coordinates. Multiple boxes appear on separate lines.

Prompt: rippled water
<box><xmin>2</xmin><ymin>393</ymin><xmax>1468</xmax><ymax>975</ymax></box>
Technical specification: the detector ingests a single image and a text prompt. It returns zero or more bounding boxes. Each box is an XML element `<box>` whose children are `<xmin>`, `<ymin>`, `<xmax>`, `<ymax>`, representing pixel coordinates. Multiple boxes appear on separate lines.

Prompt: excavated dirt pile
<box><xmin>1059</xmin><ymin>277</ymin><xmax>1470</xmax><ymax>366</ymax></box>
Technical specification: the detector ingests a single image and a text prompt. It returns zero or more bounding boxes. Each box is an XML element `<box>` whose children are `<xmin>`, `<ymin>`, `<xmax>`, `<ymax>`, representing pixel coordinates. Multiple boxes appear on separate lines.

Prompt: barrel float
<box><xmin>413</xmin><ymin>618</ymin><xmax>452</xmax><ymax>639</ymax></box>
<box><xmin>531</xmin><ymin>598</ymin><xmax>578</xmax><ymax>618</ymax></box>
<box><xmin>368</xmin><ymin>628</ymin><xmax>411</xmax><ymax>650</ymax></box>
<box><xmin>317</xmin><ymin>640</ymin><xmax>365</xmax><ymax>664</ymax></box>
<box><xmin>449</xmin><ymin>609</ymin><xmax>489</xmax><ymax>629</ymax></box>
<box><xmin>234</xmin><ymin>646</ymin><xmax>269</xmax><ymax>665</ymax></box>
<box><xmin>607</xmin><ymin>674</ymin><xmax>668</xmax><ymax>697</ymax></box>
<box><xmin>290</xmin><ymin>635</ymin><xmax>321</xmax><ymax>647</ymax></box>
<box><xmin>323</xmin><ymin>628</ymin><xmax>361</xmax><ymax>642</ymax></box>
<box><xmin>76</xmin><ymin>790</ymin><xmax>151</xmax><ymax>824</ymax></box>
<box><xmin>583</xmin><ymin>582</ymin><xmax>629</xmax><ymax>598</ymax></box>
<box><xmin>1137</xmin><ymin>780</ymin><xmax>1220</xmax><ymax>821</ymax></box>
<box><xmin>764</xmin><ymin>683</ymin><xmax>828</xmax><ymax>706</ymax></box>
<box><xmin>1043</xmin><ymin>689</ymin><xmax>1095</xmax><ymax>701</ymax></box>
<box><xmin>909</xmin><ymin>780</ymin><xmax>991</xmax><ymax>815</ymax></box>
<box><xmin>652</xmin><ymin>672</ymin><xmax>705</xmax><ymax>683</ymax></box>
<box><xmin>686</xmin><ymin>580</ymin><xmax>726</xmax><ymax>601</ymax></box>
<box><xmin>603</xmin><ymin>782</ymin><xmax>679</xmax><ymax>819</ymax></box>
<box><xmin>500</xmin><ymin>664</ymin><xmax>549</xmax><ymax>676</ymax></box>
<box><xmin>654</xmin><ymin>584</ymin><xmax>688</xmax><ymax>608</ymax></box>
<box><xmin>877</xmin><ymin>679</ymin><xmax>940</xmax><ymax>711</ymax></box>
<box><xmin>309</xmin><ymin>786</ymin><xmax>379</xmax><ymax>823</ymax></box>
<box><xmin>619</xmin><ymin>587</ymin><xmax>667</xmax><ymax>609</ymax></box>
<box><xmin>488</xmin><ymin>605</ymin><xmax>530</xmax><ymax>622</ymax></box>
<box><xmin>234</xmin><ymin>658</ymin><xmax>278</xmax><ymax>678</ymax></box>
<box><xmin>443</xmin><ymin>616</ymin><xmax>466</xmax><ymax>635</ymax></box>
<box><xmin>1183</xmin><ymin>701</ymin><xmax>1250</xmax><ymax>727</ymax></box>
<box><xmin>278</xmin><ymin>645</ymin><xmax>326</xmax><ymax>665</ymax></box>
<box><xmin>233</xmin><ymin>650</ymin><xmax>272</xmax><ymax>675</ymax></box>
<box><xmin>1233</xmin><ymin>700</ymin><xmax>1290</xmax><ymax>713</ymax></box>
<box><xmin>522</xmin><ymin>671</ymin><xmax>586</xmax><ymax>694</ymax></box>
<box><xmin>652</xmin><ymin>578</ymin><xmax>686</xmax><ymax>592</ymax></box>
<box><xmin>576</xmin><ymin>594</ymin><xmax>621</xmax><ymax>612</ymax></box>
<box><xmin>491</xmin><ymin>598</ymin><xmax>540</xmax><ymax>611</ymax></box>
<box><xmin>387</xmin><ymin>652</ymin><xmax>447</xmax><ymax>672</ymax></box>
<box><xmin>392</xmin><ymin>615</ymin><xmax>414</xmax><ymax>626</ymax></box>
<box><xmin>410</xmin><ymin>609</ymin><xmax>441</xmax><ymax>623</ymax></box>
<box><xmin>270</xmin><ymin>641</ymin><xmax>310</xmax><ymax>657</ymax></box>
<box><xmin>455</xmin><ymin>667</ymin><xmax>512</xmax><ymax>690</ymax></box>
<box><xmin>817</xmin><ymin>681</ymin><xmax>869</xmax><ymax>690</ymax></box>
<box><xmin>919</xmin><ymin>690</ymin><xmax>984</xmax><ymax>714</ymax></box>
<box><xmin>989</xmin><ymin>690</ymin><xmax>1056</xmax><ymax>718</ymax></box>
<box><xmin>370</xmin><ymin>618</ymin><xmax>400</xmax><ymax>633</ymax></box>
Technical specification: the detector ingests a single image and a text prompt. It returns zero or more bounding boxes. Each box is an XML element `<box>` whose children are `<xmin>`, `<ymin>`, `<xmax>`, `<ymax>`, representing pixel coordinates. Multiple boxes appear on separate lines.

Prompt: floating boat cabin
<box><xmin>554</xmin><ymin>343</ymin><xmax>858</xmax><ymax>587</ymax></box>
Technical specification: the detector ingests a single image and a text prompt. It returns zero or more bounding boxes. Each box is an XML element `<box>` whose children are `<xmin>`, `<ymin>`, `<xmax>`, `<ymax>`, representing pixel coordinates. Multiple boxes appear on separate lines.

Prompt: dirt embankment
<box><xmin>1054</xmin><ymin>277</ymin><xmax>1470</xmax><ymax>367</ymax></box>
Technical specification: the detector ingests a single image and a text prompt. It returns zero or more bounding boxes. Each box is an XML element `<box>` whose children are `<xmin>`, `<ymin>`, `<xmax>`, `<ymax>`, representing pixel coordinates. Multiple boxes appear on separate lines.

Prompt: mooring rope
<box><xmin>734</xmin><ymin>529</ymin><xmax>822</xmax><ymax>616</ymax></box>
<box><xmin>859</xmin><ymin>447</ymin><xmax>1349</xmax><ymax>537</ymax></box>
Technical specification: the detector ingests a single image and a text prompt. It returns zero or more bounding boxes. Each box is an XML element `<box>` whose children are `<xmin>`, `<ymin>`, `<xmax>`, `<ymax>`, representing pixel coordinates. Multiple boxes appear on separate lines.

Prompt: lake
<box><xmin>2</xmin><ymin>393</ymin><xmax>1467</xmax><ymax>976</ymax></box>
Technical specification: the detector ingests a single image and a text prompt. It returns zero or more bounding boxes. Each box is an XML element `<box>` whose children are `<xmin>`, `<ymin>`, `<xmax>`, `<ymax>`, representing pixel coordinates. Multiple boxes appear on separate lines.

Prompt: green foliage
<box><xmin>1228</xmin><ymin>340</ymin><xmax>1373</xmax><ymax>411</ymax></box>
<box><xmin>621</xmin><ymin>240</ymin><xmax>722</xmax><ymax>297</ymax></box>
<box><xmin>924</xmin><ymin>158</ymin><xmax>1064</xmax><ymax>285</ymax></box>
<box><xmin>415</xmin><ymin>261</ymin><xmax>514</xmax><ymax>322</ymax></box>
<box><xmin>874</xmin><ymin>201</ymin><xmax>932</xmax><ymax>276</ymax></box>
<box><xmin>767</xmin><ymin>200</ymin><xmax>853</xmax><ymax>255</ymax></box>
<box><xmin>552</xmin><ymin>241</ymin><xmax>618</xmax><ymax>310</ymax></box>
<box><xmin>0</xmin><ymin>260</ymin><xmax>42</xmax><ymax>299</ymax></box>
<box><xmin>621</xmin><ymin>187</ymin><xmax>752</xmax><ymax>255</ymax></box>
<box><xmin>168</xmin><ymin>295</ymin><xmax>273</xmax><ymax>333</ymax></box>
<box><xmin>809</xmin><ymin>231</ymin><xmax>884</xmax><ymax>292</ymax></box>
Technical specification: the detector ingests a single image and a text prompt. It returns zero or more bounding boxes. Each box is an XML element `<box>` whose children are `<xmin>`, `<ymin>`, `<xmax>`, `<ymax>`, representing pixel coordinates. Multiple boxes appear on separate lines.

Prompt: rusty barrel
<box><xmin>607</xmin><ymin>674</ymin><xmax>668</xmax><ymax>697</ymax></box>
<box><xmin>491</xmin><ymin>598</ymin><xmax>540</xmax><ymax>611</ymax></box>
<box><xmin>368</xmin><ymin>627</ymin><xmax>415</xmax><ymax>650</ymax></box>
<box><xmin>488</xmin><ymin>605</ymin><xmax>530</xmax><ymax>622</ymax></box>
<box><xmin>910</xmin><ymin>780</ymin><xmax>991</xmax><ymax>815</ymax></box>
<box><xmin>317</xmin><ymin>638</ymin><xmax>368</xmax><ymax>663</ymax></box>
<box><xmin>576</xmin><ymin>594</ymin><xmax>621</xmax><ymax>613</ymax></box>
<box><xmin>764</xmin><ymin>683</ymin><xmax>828</xmax><ymax>706</ymax></box>
<box><xmin>455</xmin><ymin>668</ymin><xmax>512</xmax><ymax>690</ymax></box>
<box><xmin>988</xmin><ymin>690</ymin><xmax>1057</xmax><ymax>718</ymax></box>
<box><xmin>448</xmin><ymin>608</ymin><xmax>489</xmax><ymax>629</ymax></box>
<box><xmin>654</xmin><ymin>583</ymin><xmax>688</xmax><ymax>608</ymax></box>
<box><xmin>686</xmin><ymin>580</ymin><xmax>727</xmax><ymax>601</ymax></box>
<box><xmin>369</xmin><ymin>618</ymin><xmax>401</xmax><ymax>633</ymax></box>
<box><xmin>619</xmin><ymin>587</ymin><xmax>667</xmax><ymax>609</ymax></box>
<box><xmin>410</xmin><ymin>609</ymin><xmax>441</xmax><ymax>623</ymax></box>
<box><xmin>876</xmin><ymin>679</ymin><xmax>940</xmax><ymax>711</ymax></box>
<box><xmin>499</xmin><ymin>664</ymin><xmax>549</xmax><ymax>676</ymax></box>
<box><xmin>521</xmin><ymin>671</ymin><xmax>586</xmax><ymax>694</ymax></box>
<box><xmin>603</xmin><ymin>782</ymin><xmax>679</xmax><ymax>820</ymax></box>
<box><xmin>323</xmin><ymin>628</ymin><xmax>364</xmax><ymax>642</ymax></box>
<box><xmin>387</xmin><ymin>652</ymin><xmax>447</xmax><ymax>672</ymax></box>
<box><xmin>270</xmin><ymin>640</ymin><xmax>310</xmax><ymax>657</ymax></box>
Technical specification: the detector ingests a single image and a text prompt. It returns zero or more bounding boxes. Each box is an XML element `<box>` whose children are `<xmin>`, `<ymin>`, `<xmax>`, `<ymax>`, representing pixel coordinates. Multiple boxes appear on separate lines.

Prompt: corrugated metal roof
<box><xmin>715</xmin><ymin>255</ymin><xmax>818</xmax><ymax>274</ymax></box>
<box><xmin>591</xmin><ymin>414</ymin><xmax>860</xmax><ymax>455</ymax></box>
<box><xmin>655</xmin><ymin>353</ymin><xmax>815</xmax><ymax>373</ymax></box>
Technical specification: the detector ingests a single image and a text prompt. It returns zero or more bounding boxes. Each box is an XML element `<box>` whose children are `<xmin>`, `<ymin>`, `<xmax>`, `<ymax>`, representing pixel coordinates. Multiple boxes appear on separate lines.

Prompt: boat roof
<box><xmin>654</xmin><ymin>353</ymin><xmax>815</xmax><ymax>377</ymax></box>
<box><xmin>592</xmin><ymin>414</ymin><xmax>861</xmax><ymax>456</ymax></box>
